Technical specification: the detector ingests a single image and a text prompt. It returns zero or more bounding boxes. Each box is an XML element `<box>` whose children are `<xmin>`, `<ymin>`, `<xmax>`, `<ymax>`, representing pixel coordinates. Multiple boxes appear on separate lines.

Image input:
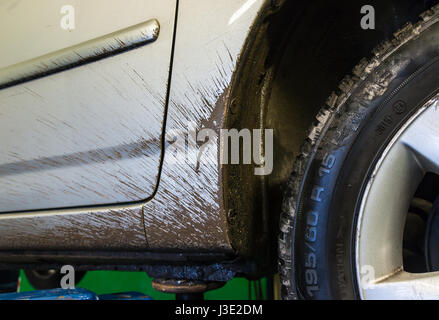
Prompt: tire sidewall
<box><xmin>294</xmin><ymin>22</ymin><xmax>439</xmax><ymax>300</ymax></box>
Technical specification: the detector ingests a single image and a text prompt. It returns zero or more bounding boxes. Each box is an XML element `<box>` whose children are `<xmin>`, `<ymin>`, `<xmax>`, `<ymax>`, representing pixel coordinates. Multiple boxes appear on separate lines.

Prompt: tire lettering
<box><xmin>304</xmin><ymin>209</ymin><xmax>320</xmax><ymax>297</ymax></box>
<box><xmin>311</xmin><ymin>186</ymin><xmax>324</xmax><ymax>202</ymax></box>
<box><xmin>305</xmin><ymin>269</ymin><xmax>318</xmax><ymax>285</ymax></box>
<box><xmin>319</xmin><ymin>153</ymin><xmax>336</xmax><ymax>177</ymax></box>
<box><xmin>305</xmin><ymin>252</ymin><xmax>317</xmax><ymax>268</ymax></box>
<box><xmin>302</xmin><ymin>153</ymin><xmax>338</xmax><ymax>298</ymax></box>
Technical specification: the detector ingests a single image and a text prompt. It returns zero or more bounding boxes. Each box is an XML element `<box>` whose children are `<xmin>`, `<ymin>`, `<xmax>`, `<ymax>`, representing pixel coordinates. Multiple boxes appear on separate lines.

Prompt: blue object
<box><xmin>0</xmin><ymin>288</ymin><xmax>97</xmax><ymax>300</ymax></box>
<box><xmin>98</xmin><ymin>292</ymin><xmax>152</xmax><ymax>300</ymax></box>
<box><xmin>0</xmin><ymin>288</ymin><xmax>152</xmax><ymax>300</ymax></box>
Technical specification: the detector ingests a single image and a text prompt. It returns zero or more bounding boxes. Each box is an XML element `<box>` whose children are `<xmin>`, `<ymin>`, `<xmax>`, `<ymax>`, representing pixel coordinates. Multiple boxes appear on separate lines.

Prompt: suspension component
<box><xmin>152</xmin><ymin>279</ymin><xmax>225</xmax><ymax>300</ymax></box>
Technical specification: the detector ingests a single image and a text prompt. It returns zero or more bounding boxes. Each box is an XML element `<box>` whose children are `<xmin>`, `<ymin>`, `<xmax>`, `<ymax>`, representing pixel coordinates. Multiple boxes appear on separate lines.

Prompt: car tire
<box><xmin>279</xmin><ymin>4</ymin><xmax>439</xmax><ymax>300</ymax></box>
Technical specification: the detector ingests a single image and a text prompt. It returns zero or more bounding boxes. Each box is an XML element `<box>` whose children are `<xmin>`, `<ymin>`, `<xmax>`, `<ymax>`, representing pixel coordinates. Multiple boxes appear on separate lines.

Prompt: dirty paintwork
<box><xmin>142</xmin><ymin>0</ymin><xmax>266</xmax><ymax>251</ymax></box>
<box><xmin>0</xmin><ymin>205</ymin><xmax>146</xmax><ymax>250</ymax></box>
<box><xmin>0</xmin><ymin>0</ymin><xmax>266</xmax><ymax>253</ymax></box>
<box><xmin>0</xmin><ymin>19</ymin><xmax>160</xmax><ymax>87</ymax></box>
<box><xmin>1</xmin><ymin>0</ymin><xmax>165</xmax><ymax>69</ymax></box>
<box><xmin>0</xmin><ymin>0</ymin><xmax>176</xmax><ymax>212</ymax></box>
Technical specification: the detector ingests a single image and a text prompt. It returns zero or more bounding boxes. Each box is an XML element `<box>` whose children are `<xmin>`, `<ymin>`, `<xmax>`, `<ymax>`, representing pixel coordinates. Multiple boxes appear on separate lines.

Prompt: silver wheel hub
<box><xmin>356</xmin><ymin>95</ymin><xmax>439</xmax><ymax>300</ymax></box>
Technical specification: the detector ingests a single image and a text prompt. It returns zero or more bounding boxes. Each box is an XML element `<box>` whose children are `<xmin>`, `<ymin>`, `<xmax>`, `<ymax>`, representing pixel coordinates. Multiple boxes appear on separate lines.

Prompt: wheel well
<box><xmin>267</xmin><ymin>0</ymin><xmax>439</xmax><ymax>190</ymax></box>
<box><xmin>223</xmin><ymin>0</ymin><xmax>439</xmax><ymax>272</ymax></box>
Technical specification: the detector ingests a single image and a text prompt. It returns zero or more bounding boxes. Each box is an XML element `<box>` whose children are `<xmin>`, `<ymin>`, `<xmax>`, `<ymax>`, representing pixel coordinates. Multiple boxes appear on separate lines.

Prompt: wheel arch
<box><xmin>223</xmin><ymin>0</ymin><xmax>439</xmax><ymax>271</ymax></box>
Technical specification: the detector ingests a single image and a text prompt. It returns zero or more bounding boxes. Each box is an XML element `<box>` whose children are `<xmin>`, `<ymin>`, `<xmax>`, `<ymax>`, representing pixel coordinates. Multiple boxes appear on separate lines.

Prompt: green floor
<box><xmin>18</xmin><ymin>270</ymin><xmax>267</xmax><ymax>300</ymax></box>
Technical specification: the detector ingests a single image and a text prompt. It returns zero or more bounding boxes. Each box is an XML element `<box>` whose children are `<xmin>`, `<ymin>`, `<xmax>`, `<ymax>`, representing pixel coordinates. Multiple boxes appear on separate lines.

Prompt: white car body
<box><xmin>0</xmin><ymin>0</ymin><xmax>266</xmax><ymax>252</ymax></box>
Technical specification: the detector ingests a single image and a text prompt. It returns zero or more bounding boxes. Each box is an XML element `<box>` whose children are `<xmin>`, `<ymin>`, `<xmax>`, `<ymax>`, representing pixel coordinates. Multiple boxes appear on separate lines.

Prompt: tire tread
<box><xmin>278</xmin><ymin>4</ymin><xmax>439</xmax><ymax>300</ymax></box>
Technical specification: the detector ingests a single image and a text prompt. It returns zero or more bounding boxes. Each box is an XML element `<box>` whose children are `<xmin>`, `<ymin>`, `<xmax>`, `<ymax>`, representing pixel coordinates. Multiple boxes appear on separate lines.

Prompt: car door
<box><xmin>0</xmin><ymin>0</ymin><xmax>176</xmax><ymax>212</ymax></box>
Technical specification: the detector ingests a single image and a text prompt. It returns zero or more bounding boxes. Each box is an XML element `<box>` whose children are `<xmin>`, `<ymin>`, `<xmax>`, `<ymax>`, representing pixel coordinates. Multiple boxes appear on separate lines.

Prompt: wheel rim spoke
<box><xmin>400</xmin><ymin>105</ymin><xmax>439</xmax><ymax>175</ymax></box>
<box><xmin>356</xmin><ymin>96</ymin><xmax>439</xmax><ymax>300</ymax></box>
<box><xmin>363</xmin><ymin>270</ymin><xmax>439</xmax><ymax>300</ymax></box>
<box><xmin>357</xmin><ymin>142</ymin><xmax>424</xmax><ymax>295</ymax></box>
